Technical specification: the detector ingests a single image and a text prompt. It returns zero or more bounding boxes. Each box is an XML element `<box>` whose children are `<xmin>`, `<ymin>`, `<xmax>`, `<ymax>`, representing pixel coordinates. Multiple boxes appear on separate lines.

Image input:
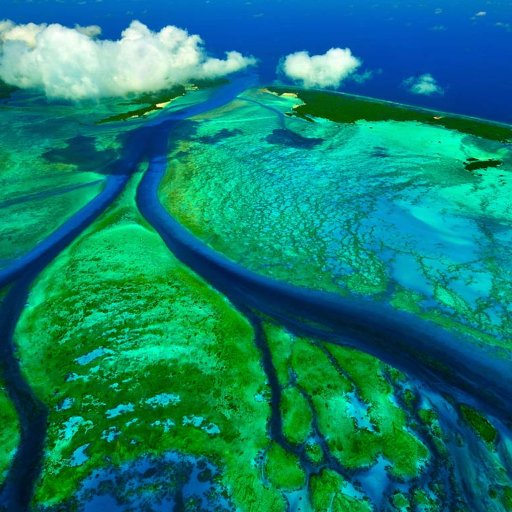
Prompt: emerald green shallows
<box><xmin>0</xmin><ymin>381</ymin><xmax>19</xmax><ymax>484</ymax></box>
<box><xmin>2</xmin><ymin>83</ymin><xmax>511</xmax><ymax>511</ymax></box>
<box><xmin>13</xmin><ymin>175</ymin><xmax>284</xmax><ymax>509</ymax></box>
<box><xmin>160</xmin><ymin>88</ymin><xmax>512</xmax><ymax>352</ymax></box>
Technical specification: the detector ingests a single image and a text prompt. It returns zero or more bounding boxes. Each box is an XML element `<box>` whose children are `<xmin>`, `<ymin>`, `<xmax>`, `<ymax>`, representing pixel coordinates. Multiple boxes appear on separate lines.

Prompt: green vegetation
<box><xmin>265</xmin><ymin>323</ymin><xmax>431</xmax><ymax>482</ymax></box>
<box><xmin>264</xmin><ymin>443</ymin><xmax>305</xmax><ymax>491</ymax></box>
<box><xmin>190</xmin><ymin>77</ymin><xmax>229</xmax><ymax>90</ymax></box>
<box><xmin>268</xmin><ymin>86</ymin><xmax>512</xmax><ymax>142</ymax></box>
<box><xmin>96</xmin><ymin>79</ymin><xmax>229</xmax><ymax>124</ymax></box>
<box><xmin>96</xmin><ymin>86</ymin><xmax>186</xmax><ymax>124</ymax></box>
<box><xmin>412</xmin><ymin>489</ymin><xmax>439</xmax><ymax>511</ymax></box>
<box><xmin>264</xmin><ymin>325</ymin><xmax>430</xmax><ymax>480</ymax></box>
<box><xmin>122</xmin><ymin>86</ymin><xmax>187</xmax><ymax>106</ymax></box>
<box><xmin>281</xmin><ymin>387</ymin><xmax>312</xmax><ymax>445</ymax></box>
<box><xmin>503</xmin><ymin>487</ymin><xmax>512</xmax><ymax>509</ymax></box>
<box><xmin>14</xmin><ymin>176</ymin><xmax>284</xmax><ymax>510</ymax></box>
<box><xmin>488</xmin><ymin>485</ymin><xmax>512</xmax><ymax>510</ymax></box>
<box><xmin>0</xmin><ymin>80</ymin><xmax>17</xmax><ymax>100</ymax></box>
<box><xmin>292</xmin><ymin>339</ymin><xmax>352</xmax><ymax>398</ymax></box>
<box><xmin>264</xmin><ymin>323</ymin><xmax>295</xmax><ymax>386</ymax></box>
<box><xmin>459</xmin><ymin>404</ymin><xmax>497</xmax><ymax>444</ymax></box>
<box><xmin>326</xmin><ymin>345</ymin><xmax>429</xmax><ymax>478</ymax></box>
<box><xmin>305</xmin><ymin>440</ymin><xmax>323</xmax><ymax>464</ymax></box>
<box><xmin>310</xmin><ymin>470</ymin><xmax>372</xmax><ymax>512</ymax></box>
<box><xmin>3</xmin><ymin>80</ymin><xmax>509</xmax><ymax>510</ymax></box>
<box><xmin>0</xmin><ymin>382</ymin><xmax>19</xmax><ymax>484</ymax></box>
<box><xmin>390</xmin><ymin>289</ymin><xmax>426</xmax><ymax>315</ymax></box>
<box><xmin>464</xmin><ymin>158</ymin><xmax>502</xmax><ymax>172</ymax></box>
<box><xmin>391</xmin><ymin>491</ymin><xmax>410</xmax><ymax>511</ymax></box>
<box><xmin>417</xmin><ymin>407</ymin><xmax>447</xmax><ymax>456</ymax></box>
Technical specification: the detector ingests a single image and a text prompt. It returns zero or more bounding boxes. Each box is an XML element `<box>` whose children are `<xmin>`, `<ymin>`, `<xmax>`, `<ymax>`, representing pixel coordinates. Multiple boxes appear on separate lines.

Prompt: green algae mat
<box><xmin>1</xmin><ymin>82</ymin><xmax>512</xmax><ymax>512</ymax></box>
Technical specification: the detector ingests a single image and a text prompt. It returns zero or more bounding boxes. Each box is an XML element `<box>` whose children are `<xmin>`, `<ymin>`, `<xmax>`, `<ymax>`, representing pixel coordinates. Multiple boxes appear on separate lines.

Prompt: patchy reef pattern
<box><xmin>1</xmin><ymin>77</ymin><xmax>511</xmax><ymax>512</ymax></box>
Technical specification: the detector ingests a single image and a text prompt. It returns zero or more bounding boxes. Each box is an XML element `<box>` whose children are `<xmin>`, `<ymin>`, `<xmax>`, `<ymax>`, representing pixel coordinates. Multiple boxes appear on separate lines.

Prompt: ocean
<box><xmin>2</xmin><ymin>0</ymin><xmax>512</xmax><ymax>122</ymax></box>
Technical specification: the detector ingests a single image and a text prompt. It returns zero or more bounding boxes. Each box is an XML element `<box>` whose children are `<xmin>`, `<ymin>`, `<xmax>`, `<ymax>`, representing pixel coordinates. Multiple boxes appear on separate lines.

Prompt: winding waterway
<box><xmin>1</xmin><ymin>74</ymin><xmax>510</xmax><ymax>511</ymax></box>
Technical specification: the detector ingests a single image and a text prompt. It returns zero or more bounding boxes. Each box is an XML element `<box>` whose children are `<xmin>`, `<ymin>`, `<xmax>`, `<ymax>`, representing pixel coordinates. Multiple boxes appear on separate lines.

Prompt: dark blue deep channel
<box><xmin>1</xmin><ymin>74</ymin><xmax>511</xmax><ymax>511</ymax></box>
<box><xmin>137</xmin><ymin>78</ymin><xmax>512</xmax><ymax>428</ymax></box>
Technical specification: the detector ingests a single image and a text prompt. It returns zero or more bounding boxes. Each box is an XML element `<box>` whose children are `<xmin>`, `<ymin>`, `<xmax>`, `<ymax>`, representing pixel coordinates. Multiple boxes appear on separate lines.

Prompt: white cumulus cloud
<box><xmin>0</xmin><ymin>20</ymin><xmax>256</xmax><ymax>100</ymax></box>
<box><xmin>403</xmin><ymin>73</ymin><xmax>444</xmax><ymax>96</ymax></box>
<box><xmin>74</xmin><ymin>24</ymin><xmax>102</xmax><ymax>38</ymax></box>
<box><xmin>281</xmin><ymin>48</ymin><xmax>361</xmax><ymax>88</ymax></box>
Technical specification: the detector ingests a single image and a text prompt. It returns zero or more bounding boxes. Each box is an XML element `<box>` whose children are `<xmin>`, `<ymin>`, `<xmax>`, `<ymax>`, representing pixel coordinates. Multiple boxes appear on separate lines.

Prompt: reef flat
<box><xmin>162</xmin><ymin>88</ymin><xmax>512</xmax><ymax>355</ymax></box>
<box><xmin>267</xmin><ymin>86</ymin><xmax>512</xmax><ymax>142</ymax></box>
<box><xmin>13</xmin><ymin>176</ymin><xmax>279</xmax><ymax>510</ymax></box>
<box><xmin>1</xmin><ymin>77</ymin><xmax>511</xmax><ymax>511</ymax></box>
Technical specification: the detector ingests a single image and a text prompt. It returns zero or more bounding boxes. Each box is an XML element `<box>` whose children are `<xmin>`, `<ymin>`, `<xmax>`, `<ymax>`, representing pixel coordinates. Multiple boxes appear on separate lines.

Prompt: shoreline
<box><xmin>266</xmin><ymin>83</ymin><xmax>512</xmax><ymax>133</ymax></box>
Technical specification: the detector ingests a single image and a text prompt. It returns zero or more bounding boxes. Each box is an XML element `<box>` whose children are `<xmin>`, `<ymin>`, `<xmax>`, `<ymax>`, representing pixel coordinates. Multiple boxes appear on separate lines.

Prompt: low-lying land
<box><xmin>268</xmin><ymin>86</ymin><xmax>512</xmax><ymax>142</ymax></box>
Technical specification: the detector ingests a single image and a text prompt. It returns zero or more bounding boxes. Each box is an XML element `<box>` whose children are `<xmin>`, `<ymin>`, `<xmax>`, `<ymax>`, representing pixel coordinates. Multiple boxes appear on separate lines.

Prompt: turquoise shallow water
<box><xmin>0</xmin><ymin>85</ymin><xmax>216</xmax><ymax>269</ymax></box>
<box><xmin>161</xmin><ymin>89</ymin><xmax>512</xmax><ymax>351</ymax></box>
<box><xmin>1</xmin><ymin>80</ymin><xmax>512</xmax><ymax>511</ymax></box>
<box><xmin>0</xmin><ymin>93</ymin><xmax>125</xmax><ymax>267</ymax></box>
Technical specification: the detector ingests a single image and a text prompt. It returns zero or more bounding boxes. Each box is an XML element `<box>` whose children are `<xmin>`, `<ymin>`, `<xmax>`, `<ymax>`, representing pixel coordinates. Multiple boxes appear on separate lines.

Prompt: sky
<box><xmin>1</xmin><ymin>0</ymin><xmax>512</xmax><ymax>122</ymax></box>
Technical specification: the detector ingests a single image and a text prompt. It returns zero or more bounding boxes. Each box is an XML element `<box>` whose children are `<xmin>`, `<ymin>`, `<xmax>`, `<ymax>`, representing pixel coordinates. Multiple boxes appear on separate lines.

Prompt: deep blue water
<box><xmin>2</xmin><ymin>0</ymin><xmax>512</xmax><ymax>122</ymax></box>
